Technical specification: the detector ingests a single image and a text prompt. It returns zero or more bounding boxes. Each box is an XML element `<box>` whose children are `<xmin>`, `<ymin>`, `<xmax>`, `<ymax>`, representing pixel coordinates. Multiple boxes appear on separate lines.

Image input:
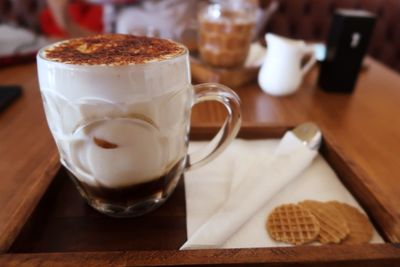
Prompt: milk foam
<box><xmin>37</xmin><ymin>46</ymin><xmax>192</xmax><ymax>188</ymax></box>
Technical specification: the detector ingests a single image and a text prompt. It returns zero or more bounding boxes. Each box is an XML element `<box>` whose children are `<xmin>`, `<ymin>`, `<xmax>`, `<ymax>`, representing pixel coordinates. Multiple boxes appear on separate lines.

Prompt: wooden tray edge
<box><xmin>1</xmin><ymin>244</ymin><xmax>400</xmax><ymax>266</ymax></box>
<box><xmin>321</xmin><ymin>133</ymin><xmax>400</xmax><ymax>243</ymax></box>
<box><xmin>0</xmin><ymin>155</ymin><xmax>60</xmax><ymax>253</ymax></box>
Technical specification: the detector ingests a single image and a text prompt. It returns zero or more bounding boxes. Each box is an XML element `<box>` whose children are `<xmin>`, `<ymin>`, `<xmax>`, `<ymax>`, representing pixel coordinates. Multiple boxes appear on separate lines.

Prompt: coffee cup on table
<box><xmin>37</xmin><ymin>34</ymin><xmax>241</xmax><ymax>217</ymax></box>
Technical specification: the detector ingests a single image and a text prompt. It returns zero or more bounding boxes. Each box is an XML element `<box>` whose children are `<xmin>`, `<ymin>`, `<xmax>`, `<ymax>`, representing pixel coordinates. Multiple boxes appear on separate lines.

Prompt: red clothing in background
<box><xmin>40</xmin><ymin>1</ymin><xmax>103</xmax><ymax>37</ymax></box>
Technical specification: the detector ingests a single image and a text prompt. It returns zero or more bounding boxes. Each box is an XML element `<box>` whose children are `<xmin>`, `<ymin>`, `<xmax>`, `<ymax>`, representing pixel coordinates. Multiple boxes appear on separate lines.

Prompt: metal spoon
<box><xmin>292</xmin><ymin>122</ymin><xmax>322</xmax><ymax>151</ymax></box>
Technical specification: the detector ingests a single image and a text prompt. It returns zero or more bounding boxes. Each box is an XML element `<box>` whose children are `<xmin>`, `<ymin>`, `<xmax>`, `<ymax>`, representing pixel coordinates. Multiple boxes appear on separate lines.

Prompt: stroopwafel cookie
<box><xmin>267</xmin><ymin>203</ymin><xmax>320</xmax><ymax>245</ymax></box>
<box><xmin>299</xmin><ymin>200</ymin><xmax>349</xmax><ymax>244</ymax></box>
<box><xmin>327</xmin><ymin>201</ymin><xmax>373</xmax><ymax>244</ymax></box>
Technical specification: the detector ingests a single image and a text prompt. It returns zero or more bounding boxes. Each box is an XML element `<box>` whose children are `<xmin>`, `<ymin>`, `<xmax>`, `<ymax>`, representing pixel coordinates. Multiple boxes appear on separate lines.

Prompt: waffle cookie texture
<box><xmin>299</xmin><ymin>200</ymin><xmax>350</xmax><ymax>244</ymax></box>
<box><xmin>267</xmin><ymin>204</ymin><xmax>320</xmax><ymax>245</ymax></box>
<box><xmin>266</xmin><ymin>200</ymin><xmax>373</xmax><ymax>245</ymax></box>
<box><xmin>327</xmin><ymin>201</ymin><xmax>373</xmax><ymax>244</ymax></box>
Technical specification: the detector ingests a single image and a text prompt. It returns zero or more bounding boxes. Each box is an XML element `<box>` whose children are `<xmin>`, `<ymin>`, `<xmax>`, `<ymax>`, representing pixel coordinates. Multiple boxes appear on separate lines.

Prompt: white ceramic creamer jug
<box><xmin>258</xmin><ymin>33</ymin><xmax>316</xmax><ymax>96</ymax></box>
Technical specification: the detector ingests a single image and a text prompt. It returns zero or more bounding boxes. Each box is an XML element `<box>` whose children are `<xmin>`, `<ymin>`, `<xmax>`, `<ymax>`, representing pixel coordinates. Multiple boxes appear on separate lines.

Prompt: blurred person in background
<box><xmin>41</xmin><ymin>0</ymin><xmax>103</xmax><ymax>37</ymax></box>
<box><xmin>42</xmin><ymin>0</ymin><xmax>201</xmax><ymax>39</ymax></box>
<box><xmin>115</xmin><ymin>0</ymin><xmax>199</xmax><ymax>39</ymax></box>
<box><xmin>42</xmin><ymin>0</ymin><xmax>265</xmax><ymax>39</ymax></box>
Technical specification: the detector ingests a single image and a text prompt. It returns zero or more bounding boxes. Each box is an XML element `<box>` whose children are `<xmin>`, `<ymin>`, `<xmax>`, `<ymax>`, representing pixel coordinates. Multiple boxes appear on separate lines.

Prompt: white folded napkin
<box><xmin>181</xmin><ymin>132</ymin><xmax>317</xmax><ymax>249</ymax></box>
<box><xmin>182</xmin><ymin>134</ymin><xmax>383</xmax><ymax>249</ymax></box>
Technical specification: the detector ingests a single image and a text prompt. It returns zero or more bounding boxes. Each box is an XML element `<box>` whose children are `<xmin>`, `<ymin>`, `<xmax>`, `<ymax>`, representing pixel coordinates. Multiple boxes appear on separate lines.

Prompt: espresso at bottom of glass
<box><xmin>66</xmin><ymin>158</ymin><xmax>186</xmax><ymax>217</ymax></box>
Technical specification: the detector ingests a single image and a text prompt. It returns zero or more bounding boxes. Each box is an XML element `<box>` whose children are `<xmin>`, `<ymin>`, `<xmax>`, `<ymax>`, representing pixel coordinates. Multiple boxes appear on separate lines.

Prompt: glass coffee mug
<box><xmin>37</xmin><ymin>36</ymin><xmax>241</xmax><ymax>217</ymax></box>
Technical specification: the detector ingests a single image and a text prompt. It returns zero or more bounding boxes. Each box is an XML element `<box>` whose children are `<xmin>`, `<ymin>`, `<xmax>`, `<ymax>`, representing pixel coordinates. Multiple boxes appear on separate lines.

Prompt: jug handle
<box><xmin>301</xmin><ymin>45</ymin><xmax>317</xmax><ymax>76</ymax></box>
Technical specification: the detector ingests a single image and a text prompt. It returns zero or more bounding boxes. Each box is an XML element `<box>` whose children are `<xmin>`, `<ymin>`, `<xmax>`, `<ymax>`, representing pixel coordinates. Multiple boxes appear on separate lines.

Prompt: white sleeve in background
<box><xmin>115</xmin><ymin>0</ymin><xmax>198</xmax><ymax>39</ymax></box>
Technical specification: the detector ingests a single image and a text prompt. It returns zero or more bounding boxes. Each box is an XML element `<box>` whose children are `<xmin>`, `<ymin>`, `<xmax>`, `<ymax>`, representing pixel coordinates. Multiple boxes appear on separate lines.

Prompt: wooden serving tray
<box><xmin>190</xmin><ymin>54</ymin><xmax>259</xmax><ymax>88</ymax></box>
<box><xmin>1</xmin><ymin>126</ymin><xmax>399</xmax><ymax>266</ymax></box>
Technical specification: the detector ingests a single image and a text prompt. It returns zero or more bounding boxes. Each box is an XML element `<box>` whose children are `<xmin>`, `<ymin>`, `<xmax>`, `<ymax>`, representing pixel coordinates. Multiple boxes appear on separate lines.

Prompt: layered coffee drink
<box><xmin>198</xmin><ymin>2</ymin><xmax>256</xmax><ymax>68</ymax></box>
<box><xmin>38</xmin><ymin>34</ymin><xmax>241</xmax><ymax>217</ymax></box>
<box><xmin>38</xmin><ymin>35</ymin><xmax>191</xmax><ymax>216</ymax></box>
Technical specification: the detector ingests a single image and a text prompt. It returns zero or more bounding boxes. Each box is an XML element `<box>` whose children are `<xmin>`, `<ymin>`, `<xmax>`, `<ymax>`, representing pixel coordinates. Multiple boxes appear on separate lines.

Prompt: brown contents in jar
<box><xmin>198</xmin><ymin>9</ymin><xmax>255</xmax><ymax>68</ymax></box>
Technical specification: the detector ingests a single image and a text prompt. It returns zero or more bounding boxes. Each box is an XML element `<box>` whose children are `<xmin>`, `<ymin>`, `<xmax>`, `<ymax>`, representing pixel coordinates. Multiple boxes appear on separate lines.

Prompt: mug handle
<box><xmin>301</xmin><ymin>45</ymin><xmax>317</xmax><ymax>76</ymax></box>
<box><xmin>185</xmin><ymin>83</ymin><xmax>242</xmax><ymax>171</ymax></box>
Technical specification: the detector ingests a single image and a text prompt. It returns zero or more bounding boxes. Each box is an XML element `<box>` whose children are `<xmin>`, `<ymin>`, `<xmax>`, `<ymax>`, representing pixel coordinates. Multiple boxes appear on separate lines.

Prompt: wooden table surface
<box><xmin>0</xmin><ymin>58</ymin><xmax>399</xmax><ymax>259</ymax></box>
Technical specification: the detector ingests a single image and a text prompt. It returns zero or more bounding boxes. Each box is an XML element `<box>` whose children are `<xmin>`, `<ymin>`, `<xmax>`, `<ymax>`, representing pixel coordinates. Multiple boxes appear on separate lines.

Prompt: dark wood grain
<box><xmin>1</xmin><ymin>244</ymin><xmax>400</xmax><ymax>267</ymax></box>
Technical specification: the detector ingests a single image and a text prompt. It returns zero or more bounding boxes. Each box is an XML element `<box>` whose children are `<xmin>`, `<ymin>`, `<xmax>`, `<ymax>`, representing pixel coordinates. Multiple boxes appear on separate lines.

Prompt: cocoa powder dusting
<box><xmin>44</xmin><ymin>34</ymin><xmax>186</xmax><ymax>66</ymax></box>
